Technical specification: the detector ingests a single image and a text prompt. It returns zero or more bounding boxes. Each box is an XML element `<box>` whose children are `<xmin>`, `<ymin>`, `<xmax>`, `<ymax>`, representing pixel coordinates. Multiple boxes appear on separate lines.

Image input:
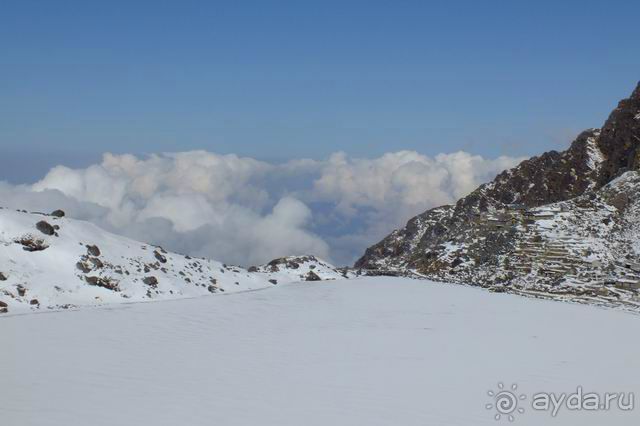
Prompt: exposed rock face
<box><xmin>356</xmin><ymin>82</ymin><xmax>640</xmax><ymax>304</ymax></box>
<box><xmin>597</xmin><ymin>83</ymin><xmax>640</xmax><ymax>186</ymax></box>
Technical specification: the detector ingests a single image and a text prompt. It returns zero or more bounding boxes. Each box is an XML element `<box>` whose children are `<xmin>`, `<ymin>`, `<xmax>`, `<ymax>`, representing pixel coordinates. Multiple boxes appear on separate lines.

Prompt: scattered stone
<box><xmin>269</xmin><ymin>279</ymin><xmax>278</xmax><ymax>285</ymax></box>
<box><xmin>29</xmin><ymin>299</ymin><xmax>39</xmax><ymax>305</ymax></box>
<box><xmin>51</xmin><ymin>209</ymin><xmax>65</xmax><ymax>218</ymax></box>
<box><xmin>89</xmin><ymin>257</ymin><xmax>104</xmax><ymax>269</ymax></box>
<box><xmin>305</xmin><ymin>271</ymin><xmax>321</xmax><ymax>281</ymax></box>
<box><xmin>16</xmin><ymin>237</ymin><xmax>49</xmax><ymax>252</ymax></box>
<box><xmin>154</xmin><ymin>250</ymin><xmax>167</xmax><ymax>264</ymax></box>
<box><xmin>76</xmin><ymin>261</ymin><xmax>92</xmax><ymax>273</ymax></box>
<box><xmin>85</xmin><ymin>276</ymin><xmax>119</xmax><ymax>291</ymax></box>
<box><xmin>0</xmin><ymin>301</ymin><xmax>7</xmax><ymax>308</ymax></box>
<box><xmin>36</xmin><ymin>220</ymin><xmax>56</xmax><ymax>236</ymax></box>
<box><xmin>248</xmin><ymin>266</ymin><xmax>259</xmax><ymax>272</ymax></box>
<box><xmin>86</xmin><ymin>244</ymin><xmax>101</xmax><ymax>256</ymax></box>
<box><xmin>143</xmin><ymin>276</ymin><xmax>158</xmax><ymax>287</ymax></box>
<box><xmin>17</xmin><ymin>285</ymin><xmax>26</xmax><ymax>297</ymax></box>
<box><xmin>0</xmin><ymin>272</ymin><xmax>7</xmax><ymax>281</ymax></box>
<box><xmin>207</xmin><ymin>285</ymin><xmax>217</xmax><ymax>293</ymax></box>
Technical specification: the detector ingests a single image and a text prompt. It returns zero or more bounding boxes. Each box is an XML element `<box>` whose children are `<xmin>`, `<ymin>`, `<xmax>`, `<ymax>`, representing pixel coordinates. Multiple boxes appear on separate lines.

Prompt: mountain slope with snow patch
<box><xmin>0</xmin><ymin>208</ymin><xmax>346</xmax><ymax>313</ymax></box>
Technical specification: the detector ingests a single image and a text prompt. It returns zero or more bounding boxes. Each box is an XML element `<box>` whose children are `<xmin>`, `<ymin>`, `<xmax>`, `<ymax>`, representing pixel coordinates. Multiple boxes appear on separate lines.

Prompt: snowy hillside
<box><xmin>0</xmin><ymin>208</ymin><xmax>346</xmax><ymax>313</ymax></box>
<box><xmin>2</xmin><ymin>277</ymin><xmax>638</xmax><ymax>426</ymax></box>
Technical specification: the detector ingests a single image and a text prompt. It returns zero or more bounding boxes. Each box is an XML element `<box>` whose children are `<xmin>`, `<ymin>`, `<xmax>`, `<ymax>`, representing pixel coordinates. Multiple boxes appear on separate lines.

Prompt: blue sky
<box><xmin>1</xmin><ymin>0</ymin><xmax>639</xmax><ymax>183</ymax></box>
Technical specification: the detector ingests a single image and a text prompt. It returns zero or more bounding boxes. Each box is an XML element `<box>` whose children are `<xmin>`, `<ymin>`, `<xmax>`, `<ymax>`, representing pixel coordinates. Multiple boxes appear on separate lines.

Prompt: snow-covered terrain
<box><xmin>0</xmin><ymin>208</ymin><xmax>347</xmax><ymax>313</ymax></box>
<box><xmin>1</xmin><ymin>277</ymin><xmax>638</xmax><ymax>425</ymax></box>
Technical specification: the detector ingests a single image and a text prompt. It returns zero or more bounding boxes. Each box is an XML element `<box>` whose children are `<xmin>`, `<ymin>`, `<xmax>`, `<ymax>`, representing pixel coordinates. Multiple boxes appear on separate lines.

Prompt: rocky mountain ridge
<box><xmin>356</xmin><ymin>82</ymin><xmax>640</xmax><ymax>311</ymax></box>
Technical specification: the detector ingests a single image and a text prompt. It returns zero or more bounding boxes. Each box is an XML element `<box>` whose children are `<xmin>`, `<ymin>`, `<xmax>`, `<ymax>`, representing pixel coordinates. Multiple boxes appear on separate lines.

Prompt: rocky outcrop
<box><xmin>356</xmin><ymin>82</ymin><xmax>640</xmax><ymax>308</ymax></box>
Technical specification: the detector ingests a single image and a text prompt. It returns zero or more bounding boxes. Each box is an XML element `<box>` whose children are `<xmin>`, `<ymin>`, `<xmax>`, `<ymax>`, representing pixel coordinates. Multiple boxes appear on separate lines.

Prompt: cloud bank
<box><xmin>0</xmin><ymin>150</ymin><xmax>522</xmax><ymax>266</ymax></box>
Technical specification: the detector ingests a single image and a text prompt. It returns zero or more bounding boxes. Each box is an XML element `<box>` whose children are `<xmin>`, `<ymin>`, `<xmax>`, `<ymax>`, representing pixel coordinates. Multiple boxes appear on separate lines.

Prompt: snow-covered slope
<box><xmin>251</xmin><ymin>255</ymin><xmax>354</xmax><ymax>283</ymax></box>
<box><xmin>2</xmin><ymin>278</ymin><xmax>638</xmax><ymax>426</ymax></box>
<box><xmin>0</xmin><ymin>208</ymin><xmax>345</xmax><ymax>313</ymax></box>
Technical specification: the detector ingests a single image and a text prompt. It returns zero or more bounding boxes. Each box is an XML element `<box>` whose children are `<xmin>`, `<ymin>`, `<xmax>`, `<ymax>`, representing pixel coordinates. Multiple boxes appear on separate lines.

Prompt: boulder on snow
<box><xmin>51</xmin><ymin>209</ymin><xmax>66</xmax><ymax>218</ymax></box>
<box><xmin>17</xmin><ymin>285</ymin><xmax>26</xmax><ymax>297</ymax></box>
<box><xmin>16</xmin><ymin>236</ymin><xmax>49</xmax><ymax>252</ymax></box>
<box><xmin>143</xmin><ymin>276</ymin><xmax>158</xmax><ymax>287</ymax></box>
<box><xmin>305</xmin><ymin>271</ymin><xmax>322</xmax><ymax>281</ymax></box>
<box><xmin>86</xmin><ymin>245</ymin><xmax>101</xmax><ymax>257</ymax></box>
<box><xmin>29</xmin><ymin>299</ymin><xmax>39</xmax><ymax>305</ymax></box>
<box><xmin>153</xmin><ymin>250</ymin><xmax>167</xmax><ymax>264</ymax></box>
<box><xmin>85</xmin><ymin>276</ymin><xmax>119</xmax><ymax>291</ymax></box>
<box><xmin>0</xmin><ymin>272</ymin><xmax>7</xmax><ymax>281</ymax></box>
<box><xmin>36</xmin><ymin>221</ymin><xmax>56</xmax><ymax>236</ymax></box>
<box><xmin>89</xmin><ymin>257</ymin><xmax>104</xmax><ymax>269</ymax></box>
<box><xmin>76</xmin><ymin>261</ymin><xmax>92</xmax><ymax>274</ymax></box>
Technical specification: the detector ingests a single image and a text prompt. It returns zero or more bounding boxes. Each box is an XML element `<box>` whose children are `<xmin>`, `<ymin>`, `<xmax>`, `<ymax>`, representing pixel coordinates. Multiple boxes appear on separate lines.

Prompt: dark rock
<box><xmin>0</xmin><ymin>272</ymin><xmax>6</xmax><ymax>281</ymax></box>
<box><xmin>269</xmin><ymin>279</ymin><xmax>278</xmax><ymax>285</ymax></box>
<box><xmin>16</xmin><ymin>237</ymin><xmax>49</xmax><ymax>252</ymax></box>
<box><xmin>207</xmin><ymin>285</ymin><xmax>217</xmax><ymax>293</ymax></box>
<box><xmin>89</xmin><ymin>257</ymin><xmax>104</xmax><ymax>269</ymax></box>
<box><xmin>85</xmin><ymin>276</ymin><xmax>119</xmax><ymax>291</ymax></box>
<box><xmin>154</xmin><ymin>250</ymin><xmax>167</xmax><ymax>264</ymax></box>
<box><xmin>36</xmin><ymin>221</ymin><xmax>55</xmax><ymax>236</ymax></box>
<box><xmin>86</xmin><ymin>245</ymin><xmax>101</xmax><ymax>256</ymax></box>
<box><xmin>0</xmin><ymin>301</ymin><xmax>7</xmax><ymax>308</ymax></box>
<box><xmin>143</xmin><ymin>276</ymin><xmax>158</xmax><ymax>287</ymax></box>
<box><xmin>17</xmin><ymin>285</ymin><xmax>26</xmax><ymax>297</ymax></box>
<box><xmin>76</xmin><ymin>261</ymin><xmax>92</xmax><ymax>273</ymax></box>
<box><xmin>51</xmin><ymin>209</ymin><xmax>65</xmax><ymax>218</ymax></box>
<box><xmin>29</xmin><ymin>299</ymin><xmax>39</xmax><ymax>305</ymax></box>
<box><xmin>248</xmin><ymin>266</ymin><xmax>259</xmax><ymax>273</ymax></box>
<box><xmin>305</xmin><ymin>271</ymin><xmax>321</xmax><ymax>281</ymax></box>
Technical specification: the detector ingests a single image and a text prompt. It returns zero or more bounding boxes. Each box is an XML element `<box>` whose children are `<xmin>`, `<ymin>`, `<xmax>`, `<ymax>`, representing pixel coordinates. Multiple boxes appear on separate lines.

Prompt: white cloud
<box><xmin>0</xmin><ymin>150</ymin><xmax>522</xmax><ymax>266</ymax></box>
